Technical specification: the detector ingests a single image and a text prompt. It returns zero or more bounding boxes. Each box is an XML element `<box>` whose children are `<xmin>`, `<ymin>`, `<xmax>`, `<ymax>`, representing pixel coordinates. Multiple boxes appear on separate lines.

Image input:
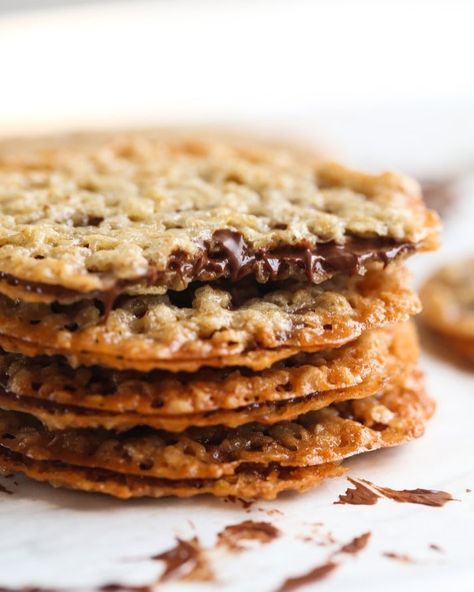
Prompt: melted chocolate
<box><xmin>0</xmin><ymin>232</ymin><xmax>413</xmax><ymax>308</ymax></box>
<box><xmin>217</xmin><ymin>520</ymin><xmax>280</xmax><ymax>552</ymax></box>
<box><xmin>276</xmin><ymin>561</ymin><xmax>338</xmax><ymax>592</ymax></box>
<box><xmin>209</xmin><ymin>230</ymin><xmax>412</xmax><ymax>283</ymax></box>
<box><xmin>338</xmin><ymin>531</ymin><xmax>371</xmax><ymax>555</ymax></box>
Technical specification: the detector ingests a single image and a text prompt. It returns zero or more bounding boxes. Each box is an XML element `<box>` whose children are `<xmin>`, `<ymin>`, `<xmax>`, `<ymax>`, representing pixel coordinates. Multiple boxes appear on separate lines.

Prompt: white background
<box><xmin>0</xmin><ymin>1</ymin><xmax>473</xmax><ymax>591</ymax></box>
<box><xmin>0</xmin><ymin>0</ymin><xmax>474</xmax><ymax>175</ymax></box>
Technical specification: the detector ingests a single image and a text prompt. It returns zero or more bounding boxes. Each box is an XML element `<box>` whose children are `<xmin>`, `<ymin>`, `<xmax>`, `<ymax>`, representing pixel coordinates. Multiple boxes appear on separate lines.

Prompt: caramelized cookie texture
<box><xmin>0</xmin><ymin>323</ymin><xmax>416</xmax><ymax>417</ymax></box>
<box><xmin>0</xmin><ymin>131</ymin><xmax>439</xmax><ymax>302</ymax></box>
<box><xmin>0</xmin><ymin>325</ymin><xmax>418</xmax><ymax>431</ymax></box>
<box><xmin>0</xmin><ymin>447</ymin><xmax>343</xmax><ymax>500</ymax></box>
<box><xmin>0</xmin><ymin>370</ymin><xmax>432</xmax><ymax>492</ymax></box>
<box><xmin>0</xmin><ymin>267</ymin><xmax>420</xmax><ymax>372</ymax></box>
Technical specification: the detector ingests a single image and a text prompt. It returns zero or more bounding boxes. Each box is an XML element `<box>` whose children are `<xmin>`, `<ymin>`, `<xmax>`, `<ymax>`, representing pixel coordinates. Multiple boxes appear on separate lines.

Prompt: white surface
<box><xmin>0</xmin><ymin>1</ymin><xmax>474</xmax><ymax>590</ymax></box>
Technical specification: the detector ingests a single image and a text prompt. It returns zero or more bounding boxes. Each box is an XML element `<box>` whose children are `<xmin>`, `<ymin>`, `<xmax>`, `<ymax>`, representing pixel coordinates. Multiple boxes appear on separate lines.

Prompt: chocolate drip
<box><xmin>210</xmin><ymin>230</ymin><xmax>412</xmax><ymax>283</ymax></box>
<box><xmin>0</xmin><ymin>232</ymin><xmax>413</xmax><ymax>310</ymax></box>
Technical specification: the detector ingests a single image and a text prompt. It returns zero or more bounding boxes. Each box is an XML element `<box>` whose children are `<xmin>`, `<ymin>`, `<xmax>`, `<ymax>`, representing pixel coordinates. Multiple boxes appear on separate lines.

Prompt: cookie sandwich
<box><xmin>0</xmin><ymin>131</ymin><xmax>440</xmax><ymax>499</ymax></box>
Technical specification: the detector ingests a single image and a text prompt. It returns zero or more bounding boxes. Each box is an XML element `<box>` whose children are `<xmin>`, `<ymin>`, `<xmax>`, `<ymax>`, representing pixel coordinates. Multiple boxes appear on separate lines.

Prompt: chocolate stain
<box><xmin>429</xmin><ymin>543</ymin><xmax>443</xmax><ymax>553</ymax></box>
<box><xmin>217</xmin><ymin>520</ymin><xmax>280</xmax><ymax>552</ymax></box>
<box><xmin>335</xmin><ymin>477</ymin><xmax>379</xmax><ymax>505</ymax></box>
<box><xmin>383</xmin><ymin>551</ymin><xmax>414</xmax><ymax>563</ymax></box>
<box><xmin>370</xmin><ymin>483</ymin><xmax>455</xmax><ymax>507</ymax></box>
<box><xmin>275</xmin><ymin>561</ymin><xmax>338</xmax><ymax>592</ymax></box>
<box><xmin>336</xmin><ymin>477</ymin><xmax>455</xmax><ymax>507</ymax></box>
<box><xmin>338</xmin><ymin>531</ymin><xmax>371</xmax><ymax>555</ymax></box>
<box><xmin>151</xmin><ymin>537</ymin><xmax>213</xmax><ymax>583</ymax></box>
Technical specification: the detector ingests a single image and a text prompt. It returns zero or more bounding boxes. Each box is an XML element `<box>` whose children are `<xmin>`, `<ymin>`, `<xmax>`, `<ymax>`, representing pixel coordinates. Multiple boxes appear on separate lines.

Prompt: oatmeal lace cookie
<box><xmin>0</xmin><ymin>131</ymin><xmax>439</xmax><ymax>303</ymax></box>
<box><xmin>0</xmin><ymin>267</ymin><xmax>420</xmax><ymax>372</ymax></box>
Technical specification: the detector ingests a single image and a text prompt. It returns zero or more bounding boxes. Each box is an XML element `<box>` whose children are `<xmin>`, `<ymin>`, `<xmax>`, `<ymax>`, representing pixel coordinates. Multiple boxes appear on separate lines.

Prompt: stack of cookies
<box><xmin>0</xmin><ymin>132</ymin><xmax>440</xmax><ymax>500</ymax></box>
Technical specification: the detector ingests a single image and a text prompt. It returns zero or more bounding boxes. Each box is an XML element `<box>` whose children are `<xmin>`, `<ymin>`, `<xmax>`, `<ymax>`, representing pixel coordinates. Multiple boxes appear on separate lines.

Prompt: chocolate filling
<box><xmin>0</xmin><ymin>231</ymin><xmax>413</xmax><ymax>306</ymax></box>
<box><xmin>208</xmin><ymin>230</ymin><xmax>412</xmax><ymax>283</ymax></box>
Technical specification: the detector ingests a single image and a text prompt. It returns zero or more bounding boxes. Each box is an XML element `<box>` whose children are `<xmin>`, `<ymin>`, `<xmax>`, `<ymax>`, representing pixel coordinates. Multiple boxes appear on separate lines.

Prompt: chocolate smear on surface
<box><xmin>275</xmin><ymin>561</ymin><xmax>338</xmax><ymax>592</ymax></box>
<box><xmin>152</xmin><ymin>537</ymin><xmax>213</xmax><ymax>582</ymax></box>
<box><xmin>429</xmin><ymin>543</ymin><xmax>443</xmax><ymax>553</ymax></box>
<box><xmin>336</xmin><ymin>477</ymin><xmax>455</xmax><ymax>507</ymax></box>
<box><xmin>369</xmin><ymin>481</ymin><xmax>455</xmax><ymax>507</ymax></box>
<box><xmin>217</xmin><ymin>520</ymin><xmax>280</xmax><ymax>552</ymax></box>
<box><xmin>338</xmin><ymin>531</ymin><xmax>371</xmax><ymax>555</ymax></box>
<box><xmin>335</xmin><ymin>477</ymin><xmax>379</xmax><ymax>505</ymax></box>
<box><xmin>383</xmin><ymin>552</ymin><xmax>414</xmax><ymax>563</ymax></box>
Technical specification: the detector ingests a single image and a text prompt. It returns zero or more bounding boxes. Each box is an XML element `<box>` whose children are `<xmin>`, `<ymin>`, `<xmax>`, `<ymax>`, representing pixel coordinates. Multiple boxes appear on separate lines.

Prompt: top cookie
<box><xmin>0</xmin><ymin>130</ymin><xmax>440</xmax><ymax>303</ymax></box>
